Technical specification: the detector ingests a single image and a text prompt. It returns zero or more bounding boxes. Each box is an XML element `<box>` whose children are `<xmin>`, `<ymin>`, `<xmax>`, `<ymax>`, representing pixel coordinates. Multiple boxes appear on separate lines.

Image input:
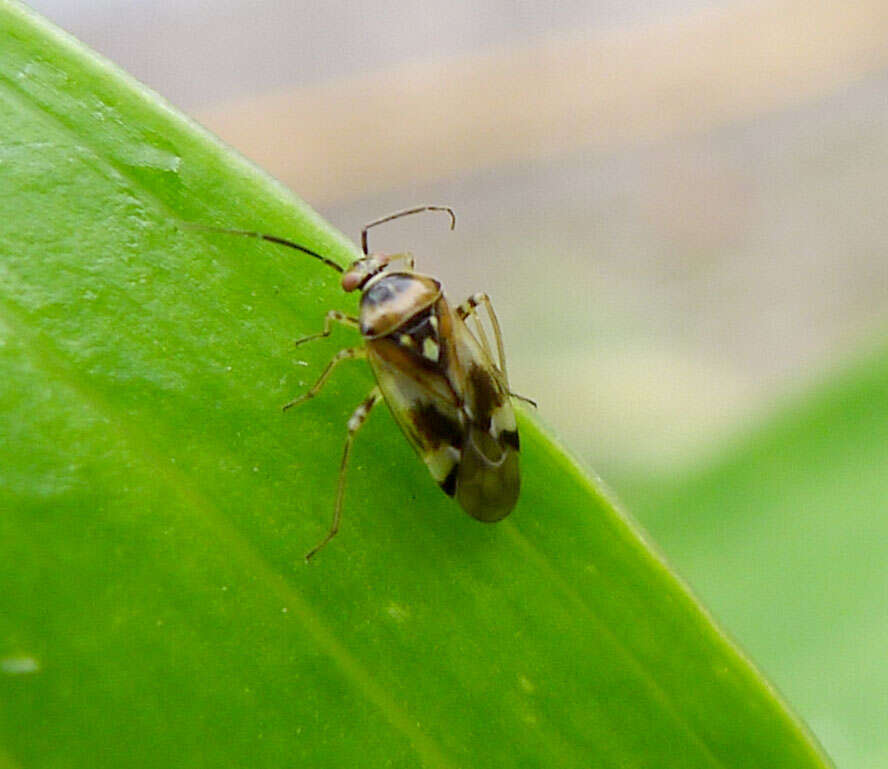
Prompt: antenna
<box><xmin>179</xmin><ymin>222</ymin><xmax>344</xmax><ymax>274</ymax></box>
<box><xmin>360</xmin><ymin>206</ymin><xmax>456</xmax><ymax>255</ymax></box>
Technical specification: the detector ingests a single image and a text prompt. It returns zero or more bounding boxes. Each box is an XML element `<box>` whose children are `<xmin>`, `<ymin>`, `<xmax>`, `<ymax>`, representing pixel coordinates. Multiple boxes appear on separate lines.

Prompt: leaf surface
<box><xmin>0</xmin><ymin>4</ymin><xmax>830</xmax><ymax>767</ymax></box>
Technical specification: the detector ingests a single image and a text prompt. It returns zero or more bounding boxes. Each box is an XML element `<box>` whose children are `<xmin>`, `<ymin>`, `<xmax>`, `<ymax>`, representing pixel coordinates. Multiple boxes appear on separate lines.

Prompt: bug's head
<box><xmin>341</xmin><ymin>254</ymin><xmax>392</xmax><ymax>292</ymax></box>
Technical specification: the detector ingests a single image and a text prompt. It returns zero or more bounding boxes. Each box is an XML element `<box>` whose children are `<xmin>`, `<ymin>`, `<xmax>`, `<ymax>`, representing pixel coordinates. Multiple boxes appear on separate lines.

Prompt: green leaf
<box><xmin>617</xmin><ymin>343</ymin><xmax>888</xmax><ymax>769</ymax></box>
<box><xmin>0</xmin><ymin>3</ymin><xmax>830</xmax><ymax>767</ymax></box>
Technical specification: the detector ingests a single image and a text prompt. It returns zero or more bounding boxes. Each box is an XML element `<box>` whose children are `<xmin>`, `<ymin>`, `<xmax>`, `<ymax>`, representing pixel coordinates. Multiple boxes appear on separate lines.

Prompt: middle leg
<box><xmin>293</xmin><ymin>310</ymin><xmax>359</xmax><ymax>348</ymax></box>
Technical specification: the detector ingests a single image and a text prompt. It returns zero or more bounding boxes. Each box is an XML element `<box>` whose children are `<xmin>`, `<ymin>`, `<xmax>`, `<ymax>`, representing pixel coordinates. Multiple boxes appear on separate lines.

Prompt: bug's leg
<box><xmin>509</xmin><ymin>391</ymin><xmax>538</xmax><ymax>408</ymax></box>
<box><xmin>283</xmin><ymin>346</ymin><xmax>366</xmax><ymax>411</ymax></box>
<box><xmin>386</xmin><ymin>252</ymin><xmax>415</xmax><ymax>270</ymax></box>
<box><xmin>294</xmin><ymin>310</ymin><xmax>359</xmax><ymax>348</ymax></box>
<box><xmin>457</xmin><ymin>292</ymin><xmax>509</xmax><ymax>383</ymax></box>
<box><xmin>305</xmin><ymin>387</ymin><xmax>382</xmax><ymax>562</ymax></box>
<box><xmin>457</xmin><ymin>292</ymin><xmax>537</xmax><ymax>407</ymax></box>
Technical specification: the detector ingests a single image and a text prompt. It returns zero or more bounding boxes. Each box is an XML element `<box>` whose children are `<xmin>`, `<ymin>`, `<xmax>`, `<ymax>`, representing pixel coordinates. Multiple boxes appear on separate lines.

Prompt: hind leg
<box><xmin>305</xmin><ymin>387</ymin><xmax>382</xmax><ymax>561</ymax></box>
<box><xmin>457</xmin><ymin>293</ymin><xmax>536</xmax><ymax>406</ymax></box>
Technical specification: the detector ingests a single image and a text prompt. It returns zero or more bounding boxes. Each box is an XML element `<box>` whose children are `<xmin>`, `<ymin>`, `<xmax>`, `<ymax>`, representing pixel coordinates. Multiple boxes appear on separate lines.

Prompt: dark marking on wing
<box><xmin>366</xmin><ymin>335</ymin><xmax>459</xmax><ymax>407</ymax></box>
<box><xmin>401</xmin><ymin>306</ymin><xmax>435</xmax><ymax>339</ymax></box>
<box><xmin>411</xmin><ymin>402</ymin><xmax>463</xmax><ymax>449</ymax></box>
<box><xmin>501</xmin><ymin>429</ymin><xmax>520</xmax><ymax>451</ymax></box>
<box><xmin>440</xmin><ymin>465</ymin><xmax>458</xmax><ymax>497</ymax></box>
<box><xmin>467</xmin><ymin>364</ymin><xmax>504</xmax><ymax>429</ymax></box>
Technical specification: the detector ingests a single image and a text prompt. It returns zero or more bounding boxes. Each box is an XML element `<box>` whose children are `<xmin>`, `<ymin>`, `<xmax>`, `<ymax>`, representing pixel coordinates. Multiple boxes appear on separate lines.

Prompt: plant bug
<box><xmin>189</xmin><ymin>206</ymin><xmax>534</xmax><ymax>560</ymax></box>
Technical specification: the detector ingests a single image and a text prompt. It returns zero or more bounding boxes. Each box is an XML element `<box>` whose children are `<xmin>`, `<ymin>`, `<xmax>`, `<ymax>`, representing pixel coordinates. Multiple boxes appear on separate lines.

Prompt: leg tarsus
<box><xmin>305</xmin><ymin>387</ymin><xmax>382</xmax><ymax>562</ymax></box>
<box><xmin>510</xmin><ymin>391</ymin><xmax>537</xmax><ymax>408</ymax></box>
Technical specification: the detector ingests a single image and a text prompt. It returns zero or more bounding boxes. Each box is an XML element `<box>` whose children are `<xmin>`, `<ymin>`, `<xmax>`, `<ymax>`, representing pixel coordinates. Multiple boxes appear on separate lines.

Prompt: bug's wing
<box><xmin>447</xmin><ymin>311</ymin><xmax>521</xmax><ymax>520</ymax></box>
<box><xmin>455</xmin><ymin>424</ymin><xmax>520</xmax><ymax>521</ymax></box>
<box><xmin>366</xmin><ymin>339</ymin><xmax>463</xmax><ymax>491</ymax></box>
<box><xmin>449</xmin><ymin>312</ymin><xmax>519</xmax><ymax>446</ymax></box>
<box><xmin>366</xmin><ymin>298</ymin><xmax>521</xmax><ymax>518</ymax></box>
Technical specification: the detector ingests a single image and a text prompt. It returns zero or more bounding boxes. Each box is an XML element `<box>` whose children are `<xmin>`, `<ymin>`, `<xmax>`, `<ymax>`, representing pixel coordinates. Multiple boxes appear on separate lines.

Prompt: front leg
<box><xmin>293</xmin><ymin>310</ymin><xmax>359</xmax><ymax>348</ymax></box>
<box><xmin>386</xmin><ymin>252</ymin><xmax>415</xmax><ymax>270</ymax></box>
<box><xmin>283</xmin><ymin>346</ymin><xmax>366</xmax><ymax>411</ymax></box>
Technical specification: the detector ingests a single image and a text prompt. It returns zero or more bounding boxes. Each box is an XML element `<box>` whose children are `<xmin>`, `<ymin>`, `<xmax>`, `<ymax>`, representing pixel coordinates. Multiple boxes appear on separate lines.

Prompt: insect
<box><xmin>192</xmin><ymin>206</ymin><xmax>533</xmax><ymax>560</ymax></box>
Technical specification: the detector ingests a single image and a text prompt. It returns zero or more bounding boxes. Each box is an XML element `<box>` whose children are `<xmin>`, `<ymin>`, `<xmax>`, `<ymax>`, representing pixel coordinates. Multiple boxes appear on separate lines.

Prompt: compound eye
<box><xmin>341</xmin><ymin>271</ymin><xmax>363</xmax><ymax>292</ymax></box>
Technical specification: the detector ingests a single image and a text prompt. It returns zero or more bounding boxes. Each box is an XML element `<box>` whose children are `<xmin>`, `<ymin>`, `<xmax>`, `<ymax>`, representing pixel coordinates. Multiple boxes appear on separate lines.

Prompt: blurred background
<box><xmin>27</xmin><ymin>1</ymin><xmax>888</xmax><ymax>767</ymax></box>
